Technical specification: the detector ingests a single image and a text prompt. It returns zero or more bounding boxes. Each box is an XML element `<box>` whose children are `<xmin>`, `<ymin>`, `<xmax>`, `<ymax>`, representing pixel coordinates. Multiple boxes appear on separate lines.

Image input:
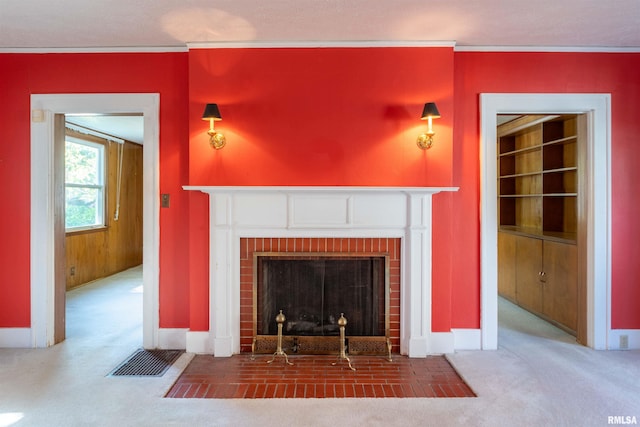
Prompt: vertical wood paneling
<box><xmin>65</xmin><ymin>138</ymin><xmax>143</xmax><ymax>289</ymax></box>
<box><xmin>497</xmin><ymin>232</ymin><xmax>517</xmax><ymax>302</ymax></box>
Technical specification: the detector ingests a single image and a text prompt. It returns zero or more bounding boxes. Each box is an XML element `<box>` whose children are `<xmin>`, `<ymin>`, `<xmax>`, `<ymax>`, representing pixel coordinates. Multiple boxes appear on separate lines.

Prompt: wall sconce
<box><xmin>202</xmin><ymin>103</ymin><xmax>226</xmax><ymax>149</ymax></box>
<box><xmin>416</xmin><ymin>102</ymin><xmax>441</xmax><ymax>150</ymax></box>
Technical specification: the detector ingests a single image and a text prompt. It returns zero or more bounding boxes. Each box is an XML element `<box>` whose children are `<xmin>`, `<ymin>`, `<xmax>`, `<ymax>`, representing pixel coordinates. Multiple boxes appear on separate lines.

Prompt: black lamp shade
<box><xmin>202</xmin><ymin>103</ymin><xmax>222</xmax><ymax>120</ymax></box>
<box><xmin>420</xmin><ymin>102</ymin><xmax>441</xmax><ymax>119</ymax></box>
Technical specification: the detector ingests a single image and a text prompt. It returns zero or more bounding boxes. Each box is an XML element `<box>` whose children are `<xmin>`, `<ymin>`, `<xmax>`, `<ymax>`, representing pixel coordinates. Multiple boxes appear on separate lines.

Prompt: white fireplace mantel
<box><xmin>183</xmin><ymin>186</ymin><xmax>458</xmax><ymax>357</ymax></box>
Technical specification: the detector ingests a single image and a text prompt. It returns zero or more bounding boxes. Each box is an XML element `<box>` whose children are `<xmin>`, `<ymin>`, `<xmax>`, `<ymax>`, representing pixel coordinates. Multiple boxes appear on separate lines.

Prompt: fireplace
<box><xmin>257</xmin><ymin>255</ymin><xmax>386</xmax><ymax>337</ymax></box>
<box><xmin>183</xmin><ymin>186</ymin><xmax>458</xmax><ymax>357</ymax></box>
<box><xmin>241</xmin><ymin>238</ymin><xmax>400</xmax><ymax>355</ymax></box>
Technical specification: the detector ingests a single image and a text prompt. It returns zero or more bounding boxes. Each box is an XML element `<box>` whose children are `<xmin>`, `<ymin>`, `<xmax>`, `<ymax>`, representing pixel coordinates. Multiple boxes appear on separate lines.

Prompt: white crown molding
<box><xmin>0</xmin><ymin>46</ymin><xmax>188</xmax><ymax>54</ymax></box>
<box><xmin>187</xmin><ymin>40</ymin><xmax>457</xmax><ymax>49</ymax></box>
<box><xmin>455</xmin><ymin>45</ymin><xmax>640</xmax><ymax>53</ymax></box>
<box><xmin>3</xmin><ymin>42</ymin><xmax>638</xmax><ymax>53</ymax></box>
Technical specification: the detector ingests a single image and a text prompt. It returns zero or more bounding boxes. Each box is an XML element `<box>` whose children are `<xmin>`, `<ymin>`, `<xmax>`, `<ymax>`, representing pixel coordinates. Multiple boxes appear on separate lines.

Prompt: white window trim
<box><xmin>64</xmin><ymin>136</ymin><xmax>107</xmax><ymax>232</ymax></box>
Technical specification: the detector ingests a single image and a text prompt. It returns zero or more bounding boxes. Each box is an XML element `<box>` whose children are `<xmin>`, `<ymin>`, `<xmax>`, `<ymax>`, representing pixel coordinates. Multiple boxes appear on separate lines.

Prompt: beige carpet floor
<box><xmin>0</xmin><ymin>266</ymin><xmax>638</xmax><ymax>426</ymax></box>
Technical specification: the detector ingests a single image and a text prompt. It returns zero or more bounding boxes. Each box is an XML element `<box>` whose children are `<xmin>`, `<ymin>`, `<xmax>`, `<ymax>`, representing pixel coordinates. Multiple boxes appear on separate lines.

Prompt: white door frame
<box><xmin>30</xmin><ymin>93</ymin><xmax>160</xmax><ymax>349</ymax></box>
<box><xmin>479</xmin><ymin>93</ymin><xmax>611</xmax><ymax>350</ymax></box>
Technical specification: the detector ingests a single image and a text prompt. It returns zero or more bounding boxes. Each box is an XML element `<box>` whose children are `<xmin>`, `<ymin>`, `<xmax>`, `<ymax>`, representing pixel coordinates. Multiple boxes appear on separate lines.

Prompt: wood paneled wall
<box><xmin>65</xmin><ymin>132</ymin><xmax>143</xmax><ymax>290</ymax></box>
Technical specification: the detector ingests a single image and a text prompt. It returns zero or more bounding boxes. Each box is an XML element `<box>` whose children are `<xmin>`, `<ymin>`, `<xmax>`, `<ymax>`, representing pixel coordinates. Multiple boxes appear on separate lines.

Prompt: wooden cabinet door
<box><xmin>542</xmin><ymin>240</ymin><xmax>578</xmax><ymax>332</ymax></box>
<box><xmin>515</xmin><ymin>236</ymin><xmax>543</xmax><ymax>314</ymax></box>
<box><xmin>498</xmin><ymin>232</ymin><xmax>517</xmax><ymax>302</ymax></box>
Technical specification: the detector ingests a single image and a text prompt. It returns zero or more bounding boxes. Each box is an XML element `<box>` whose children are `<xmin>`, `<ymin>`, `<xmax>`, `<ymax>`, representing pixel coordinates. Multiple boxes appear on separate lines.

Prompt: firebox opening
<box><xmin>255</xmin><ymin>253</ymin><xmax>389</xmax><ymax>345</ymax></box>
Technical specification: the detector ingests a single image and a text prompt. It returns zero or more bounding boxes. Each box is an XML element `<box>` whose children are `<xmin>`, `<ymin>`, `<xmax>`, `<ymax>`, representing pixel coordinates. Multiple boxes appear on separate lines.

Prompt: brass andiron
<box><xmin>267</xmin><ymin>310</ymin><xmax>293</xmax><ymax>366</ymax></box>
<box><xmin>332</xmin><ymin>313</ymin><xmax>356</xmax><ymax>371</ymax></box>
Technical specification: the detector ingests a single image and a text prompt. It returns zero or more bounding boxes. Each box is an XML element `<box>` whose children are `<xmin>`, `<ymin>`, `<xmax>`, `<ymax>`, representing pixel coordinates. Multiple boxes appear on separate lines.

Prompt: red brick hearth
<box><xmin>239</xmin><ymin>238</ymin><xmax>401</xmax><ymax>354</ymax></box>
<box><xmin>166</xmin><ymin>354</ymin><xmax>476</xmax><ymax>399</ymax></box>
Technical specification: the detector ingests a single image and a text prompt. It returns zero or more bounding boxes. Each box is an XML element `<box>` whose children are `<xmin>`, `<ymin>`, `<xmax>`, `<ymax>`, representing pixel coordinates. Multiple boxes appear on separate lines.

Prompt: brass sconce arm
<box><xmin>417</xmin><ymin>102</ymin><xmax>440</xmax><ymax>150</ymax></box>
<box><xmin>202</xmin><ymin>103</ymin><xmax>226</xmax><ymax>150</ymax></box>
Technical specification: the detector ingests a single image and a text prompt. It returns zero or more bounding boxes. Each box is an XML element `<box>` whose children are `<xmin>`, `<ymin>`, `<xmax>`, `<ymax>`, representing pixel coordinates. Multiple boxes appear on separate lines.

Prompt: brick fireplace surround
<box><xmin>239</xmin><ymin>237</ymin><xmax>401</xmax><ymax>353</ymax></box>
<box><xmin>182</xmin><ymin>186</ymin><xmax>458</xmax><ymax>357</ymax></box>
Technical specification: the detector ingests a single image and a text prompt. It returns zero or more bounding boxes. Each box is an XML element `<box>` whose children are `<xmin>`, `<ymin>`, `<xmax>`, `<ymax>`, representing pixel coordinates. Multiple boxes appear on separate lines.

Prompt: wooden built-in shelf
<box><xmin>497</xmin><ymin>114</ymin><xmax>585</xmax><ymax>338</ymax></box>
<box><xmin>497</xmin><ymin>114</ymin><xmax>579</xmax><ymax>244</ymax></box>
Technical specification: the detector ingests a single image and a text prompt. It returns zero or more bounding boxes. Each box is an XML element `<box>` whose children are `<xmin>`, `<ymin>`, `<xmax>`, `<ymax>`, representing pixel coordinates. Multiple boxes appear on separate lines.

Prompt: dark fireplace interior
<box><xmin>256</xmin><ymin>255</ymin><xmax>387</xmax><ymax>337</ymax></box>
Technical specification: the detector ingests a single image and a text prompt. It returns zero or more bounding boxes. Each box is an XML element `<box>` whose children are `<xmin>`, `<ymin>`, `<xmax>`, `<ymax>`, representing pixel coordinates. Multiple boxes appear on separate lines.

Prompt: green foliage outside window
<box><xmin>65</xmin><ymin>137</ymin><xmax>105</xmax><ymax>230</ymax></box>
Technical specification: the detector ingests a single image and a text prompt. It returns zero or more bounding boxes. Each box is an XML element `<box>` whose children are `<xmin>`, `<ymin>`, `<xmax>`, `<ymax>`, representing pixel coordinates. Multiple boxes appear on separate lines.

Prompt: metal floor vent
<box><xmin>109</xmin><ymin>349</ymin><xmax>183</xmax><ymax>377</ymax></box>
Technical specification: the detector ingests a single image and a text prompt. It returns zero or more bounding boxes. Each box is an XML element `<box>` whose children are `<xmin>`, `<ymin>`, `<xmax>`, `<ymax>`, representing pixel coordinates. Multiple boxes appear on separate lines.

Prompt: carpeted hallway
<box><xmin>0</xmin><ymin>266</ymin><xmax>638</xmax><ymax>426</ymax></box>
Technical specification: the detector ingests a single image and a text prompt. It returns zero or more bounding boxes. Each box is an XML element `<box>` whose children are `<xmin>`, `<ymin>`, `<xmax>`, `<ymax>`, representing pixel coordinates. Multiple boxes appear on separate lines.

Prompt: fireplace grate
<box><xmin>252</xmin><ymin>335</ymin><xmax>392</xmax><ymax>359</ymax></box>
<box><xmin>108</xmin><ymin>349</ymin><xmax>183</xmax><ymax>377</ymax></box>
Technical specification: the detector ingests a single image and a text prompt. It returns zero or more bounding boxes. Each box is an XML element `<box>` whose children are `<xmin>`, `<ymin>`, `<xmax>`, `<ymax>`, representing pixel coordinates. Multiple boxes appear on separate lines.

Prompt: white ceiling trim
<box><xmin>4</xmin><ymin>43</ymin><xmax>639</xmax><ymax>54</ymax></box>
<box><xmin>187</xmin><ymin>40</ymin><xmax>457</xmax><ymax>49</ymax></box>
<box><xmin>455</xmin><ymin>45</ymin><xmax>640</xmax><ymax>53</ymax></box>
<box><xmin>0</xmin><ymin>46</ymin><xmax>188</xmax><ymax>54</ymax></box>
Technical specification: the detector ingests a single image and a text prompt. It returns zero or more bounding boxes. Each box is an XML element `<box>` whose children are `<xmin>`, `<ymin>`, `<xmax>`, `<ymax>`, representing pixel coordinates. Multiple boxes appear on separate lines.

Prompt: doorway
<box><xmin>495</xmin><ymin>113</ymin><xmax>585</xmax><ymax>343</ymax></box>
<box><xmin>30</xmin><ymin>93</ymin><xmax>160</xmax><ymax>349</ymax></box>
<box><xmin>63</xmin><ymin>114</ymin><xmax>144</xmax><ymax>340</ymax></box>
<box><xmin>479</xmin><ymin>93</ymin><xmax>611</xmax><ymax>350</ymax></box>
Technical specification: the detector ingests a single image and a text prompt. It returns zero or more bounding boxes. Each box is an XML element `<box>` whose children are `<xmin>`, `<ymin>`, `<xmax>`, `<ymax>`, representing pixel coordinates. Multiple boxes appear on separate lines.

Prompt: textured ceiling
<box><xmin>1</xmin><ymin>0</ymin><xmax>639</xmax><ymax>50</ymax></box>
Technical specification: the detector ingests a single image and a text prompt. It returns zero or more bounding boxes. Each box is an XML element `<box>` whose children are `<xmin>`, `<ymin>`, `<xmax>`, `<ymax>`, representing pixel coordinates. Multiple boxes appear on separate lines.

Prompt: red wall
<box><xmin>187</xmin><ymin>47</ymin><xmax>455</xmax><ymax>186</ymax></box>
<box><xmin>187</xmin><ymin>47</ymin><xmax>457</xmax><ymax>331</ymax></box>
<box><xmin>452</xmin><ymin>51</ymin><xmax>640</xmax><ymax>329</ymax></box>
<box><xmin>0</xmin><ymin>53</ymin><xmax>191</xmax><ymax>328</ymax></box>
<box><xmin>1</xmin><ymin>47</ymin><xmax>638</xmax><ymax>338</ymax></box>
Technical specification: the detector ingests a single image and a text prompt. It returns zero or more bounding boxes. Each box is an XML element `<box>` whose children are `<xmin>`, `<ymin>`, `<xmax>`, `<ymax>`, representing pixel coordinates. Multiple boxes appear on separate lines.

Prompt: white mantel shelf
<box><xmin>182</xmin><ymin>185</ymin><xmax>459</xmax><ymax>357</ymax></box>
<box><xmin>184</xmin><ymin>186</ymin><xmax>458</xmax><ymax>193</ymax></box>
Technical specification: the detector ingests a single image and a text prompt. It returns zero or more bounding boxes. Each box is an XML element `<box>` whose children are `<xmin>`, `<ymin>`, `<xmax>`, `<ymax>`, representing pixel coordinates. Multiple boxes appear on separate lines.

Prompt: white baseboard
<box><xmin>213</xmin><ymin>336</ymin><xmax>234</xmax><ymax>357</ymax></box>
<box><xmin>608</xmin><ymin>329</ymin><xmax>640</xmax><ymax>350</ymax></box>
<box><xmin>452</xmin><ymin>328</ymin><xmax>482</xmax><ymax>350</ymax></box>
<box><xmin>407</xmin><ymin>337</ymin><xmax>428</xmax><ymax>357</ymax></box>
<box><xmin>0</xmin><ymin>328</ymin><xmax>32</xmax><ymax>348</ymax></box>
<box><xmin>448</xmin><ymin>328</ymin><xmax>640</xmax><ymax>350</ymax></box>
<box><xmin>428</xmin><ymin>332</ymin><xmax>455</xmax><ymax>354</ymax></box>
<box><xmin>185</xmin><ymin>331</ymin><xmax>211</xmax><ymax>354</ymax></box>
<box><xmin>157</xmin><ymin>328</ymin><xmax>188</xmax><ymax>350</ymax></box>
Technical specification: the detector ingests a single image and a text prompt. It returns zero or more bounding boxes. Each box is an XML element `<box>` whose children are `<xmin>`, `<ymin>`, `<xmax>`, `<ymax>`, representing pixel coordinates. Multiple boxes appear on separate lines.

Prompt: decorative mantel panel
<box><xmin>182</xmin><ymin>186</ymin><xmax>458</xmax><ymax>357</ymax></box>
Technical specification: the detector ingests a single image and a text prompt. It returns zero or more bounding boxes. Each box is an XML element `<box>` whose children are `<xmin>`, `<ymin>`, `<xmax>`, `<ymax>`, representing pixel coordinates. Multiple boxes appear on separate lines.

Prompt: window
<box><xmin>65</xmin><ymin>136</ymin><xmax>106</xmax><ymax>231</ymax></box>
